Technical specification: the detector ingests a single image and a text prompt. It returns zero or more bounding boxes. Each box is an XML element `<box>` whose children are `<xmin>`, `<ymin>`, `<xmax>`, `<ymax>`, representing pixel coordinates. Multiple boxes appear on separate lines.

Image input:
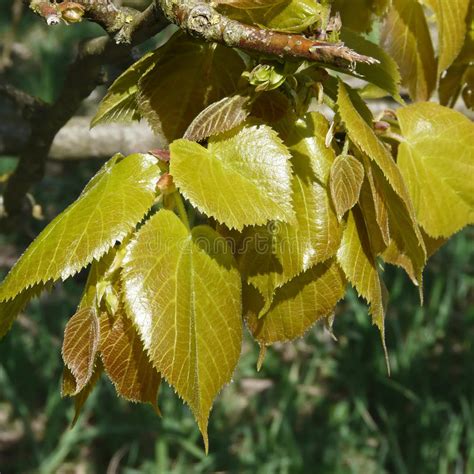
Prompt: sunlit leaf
<box><xmin>138</xmin><ymin>33</ymin><xmax>245</xmax><ymax>142</ymax></box>
<box><xmin>121</xmin><ymin>210</ymin><xmax>242</xmax><ymax>450</ymax></box>
<box><xmin>221</xmin><ymin>0</ymin><xmax>321</xmax><ymax>32</ymax></box>
<box><xmin>100</xmin><ymin>311</ymin><xmax>161</xmax><ymax>411</ymax></box>
<box><xmin>424</xmin><ymin>0</ymin><xmax>471</xmax><ymax>74</ymax></box>
<box><xmin>62</xmin><ymin>307</ymin><xmax>100</xmax><ymax>395</ymax></box>
<box><xmin>244</xmin><ymin>260</ymin><xmax>346</xmax><ymax>344</ymax></box>
<box><xmin>170</xmin><ymin>124</ymin><xmax>295</xmax><ymax>230</ymax></box>
<box><xmin>381</xmin><ymin>0</ymin><xmax>436</xmax><ymax>101</ymax></box>
<box><xmin>330</xmin><ymin>154</ymin><xmax>365</xmax><ymax>220</ymax></box>
<box><xmin>0</xmin><ymin>153</ymin><xmax>160</xmax><ymax>302</ymax></box>
<box><xmin>337</xmin><ymin>82</ymin><xmax>426</xmax><ymax>283</ymax></box>
<box><xmin>239</xmin><ymin>127</ymin><xmax>342</xmax><ymax>312</ymax></box>
<box><xmin>337</xmin><ymin>208</ymin><xmax>386</xmax><ymax>340</ymax></box>
<box><xmin>183</xmin><ymin>95</ymin><xmax>251</xmax><ymax>142</ymax></box>
<box><xmin>397</xmin><ymin>102</ymin><xmax>474</xmax><ymax>237</ymax></box>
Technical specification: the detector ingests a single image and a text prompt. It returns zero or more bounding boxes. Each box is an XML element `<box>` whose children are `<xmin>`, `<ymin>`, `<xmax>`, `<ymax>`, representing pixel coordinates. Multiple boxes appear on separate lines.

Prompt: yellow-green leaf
<box><xmin>397</xmin><ymin>102</ymin><xmax>474</xmax><ymax>237</ymax></box>
<box><xmin>61</xmin><ymin>307</ymin><xmax>100</xmax><ymax>395</ymax></box>
<box><xmin>100</xmin><ymin>311</ymin><xmax>161</xmax><ymax>411</ymax></box>
<box><xmin>337</xmin><ymin>82</ymin><xmax>426</xmax><ymax>283</ymax></box>
<box><xmin>330</xmin><ymin>154</ymin><xmax>365</xmax><ymax>220</ymax></box>
<box><xmin>91</xmin><ymin>51</ymin><xmax>159</xmax><ymax>127</ymax></box>
<box><xmin>217</xmin><ymin>0</ymin><xmax>286</xmax><ymax>8</ymax></box>
<box><xmin>0</xmin><ymin>153</ymin><xmax>161</xmax><ymax>302</ymax></box>
<box><xmin>137</xmin><ymin>33</ymin><xmax>245</xmax><ymax>142</ymax></box>
<box><xmin>244</xmin><ymin>260</ymin><xmax>346</xmax><ymax>344</ymax></box>
<box><xmin>424</xmin><ymin>0</ymin><xmax>471</xmax><ymax>74</ymax></box>
<box><xmin>222</xmin><ymin>0</ymin><xmax>321</xmax><ymax>33</ymax></box>
<box><xmin>337</xmin><ymin>208</ymin><xmax>385</xmax><ymax>338</ymax></box>
<box><xmin>0</xmin><ymin>285</ymin><xmax>44</xmax><ymax>339</ymax></box>
<box><xmin>381</xmin><ymin>0</ymin><xmax>436</xmax><ymax>101</ymax></box>
<box><xmin>170</xmin><ymin>124</ymin><xmax>295</xmax><ymax>230</ymax></box>
<box><xmin>121</xmin><ymin>210</ymin><xmax>242</xmax><ymax>450</ymax></box>
<box><xmin>340</xmin><ymin>29</ymin><xmax>402</xmax><ymax>101</ymax></box>
<box><xmin>239</xmin><ymin>141</ymin><xmax>342</xmax><ymax>312</ymax></box>
<box><xmin>283</xmin><ymin>112</ymin><xmax>335</xmax><ymax>183</ymax></box>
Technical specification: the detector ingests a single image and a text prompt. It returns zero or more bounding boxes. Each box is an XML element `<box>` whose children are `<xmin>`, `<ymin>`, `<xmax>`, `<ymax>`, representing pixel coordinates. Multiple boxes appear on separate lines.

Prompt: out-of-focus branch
<box><xmin>2</xmin><ymin>2</ymin><xmax>169</xmax><ymax>217</ymax></box>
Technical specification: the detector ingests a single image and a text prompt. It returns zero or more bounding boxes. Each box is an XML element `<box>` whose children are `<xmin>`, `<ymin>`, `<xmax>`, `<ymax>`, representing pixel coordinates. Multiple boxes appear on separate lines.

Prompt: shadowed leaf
<box><xmin>381</xmin><ymin>0</ymin><xmax>436</xmax><ymax>101</ymax></box>
<box><xmin>62</xmin><ymin>308</ymin><xmax>100</xmax><ymax>395</ymax></box>
<box><xmin>100</xmin><ymin>312</ymin><xmax>161</xmax><ymax>411</ymax></box>
<box><xmin>184</xmin><ymin>95</ymin><xmax>251</xmax><ymax>142</ymax></box>
<box><xmin>0</xmin><ymin>284</ymin><xmax>44</xmax><ymax>339</ymax></box>
<box><xmin>138</xmin><ymin>33</ymin><xmax>245</xmax><ymax>142</ymax></box>
<box><xmin>338</xmin><ymin>82</ymin><xmax>426</xmax><ymax>283</ymax></box>
<box><xmin>330</xmin><ymin>154</ymin><xmax>365</xmax><ymax>220</ymax></box>
<box><xmin>91</xmin><ymin>51</ymin><xmax>159</xmax><ymax>127</ymax></box>
<box><xmin>340</xmin><ymin>29</ymin><xmax>402</xmax><ymax>101</ymax></box>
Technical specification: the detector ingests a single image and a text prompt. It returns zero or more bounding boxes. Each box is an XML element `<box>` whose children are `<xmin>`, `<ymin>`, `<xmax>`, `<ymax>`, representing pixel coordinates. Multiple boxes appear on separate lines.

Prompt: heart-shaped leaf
<box><xmin>121</xmin><ymin>210</ymin><xmax>242</xmax><ymax>450</ymax></box>
<box><xmin>170</xmin><ymin>124</ymin><xmax>295</xmax><ymax>230</ymax></box>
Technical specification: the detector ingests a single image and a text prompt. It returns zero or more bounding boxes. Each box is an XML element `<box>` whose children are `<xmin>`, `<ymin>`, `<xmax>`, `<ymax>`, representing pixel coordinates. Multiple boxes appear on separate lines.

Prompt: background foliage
<box><xmin>0</xmin><ymin>0</ymin><xmax>473</xmax><ymax>472</ymax></box>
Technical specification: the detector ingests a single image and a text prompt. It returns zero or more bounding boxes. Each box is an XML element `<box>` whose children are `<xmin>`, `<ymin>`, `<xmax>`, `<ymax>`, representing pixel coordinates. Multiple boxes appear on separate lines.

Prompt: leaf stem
<box><xmin>174</xmin><ymin>192</ymin><xmax>190</xmax><ymax>230</ymax></box>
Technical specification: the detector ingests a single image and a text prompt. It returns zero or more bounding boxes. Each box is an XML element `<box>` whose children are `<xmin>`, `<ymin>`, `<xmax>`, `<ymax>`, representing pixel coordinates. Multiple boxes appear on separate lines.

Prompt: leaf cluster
<box><xmin>1</xmin><ymin>0</ymin><xmax>473</xmax><ymax>451</ymax></box>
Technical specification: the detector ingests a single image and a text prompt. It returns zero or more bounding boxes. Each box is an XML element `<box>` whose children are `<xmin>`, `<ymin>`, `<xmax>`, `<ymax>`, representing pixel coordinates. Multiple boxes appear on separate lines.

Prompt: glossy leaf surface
<box><xmin>170</xmin><ymin>124</ymin><xmax>294</xmax><ymax>230</ymax></box>
<box><xmin>100</xmin><ymin>311</ymin><xmax>161</xmax><ymax>411</ymax></box>
<box><xmin>397</xmin><ymin>102</ymin><xmax>474</xmax><ymax>237</ymax></box>
<box><xmin>0</xmin><ymin>153</ymin><xmax>160</xmax><ymax>302</ymax></box>
<box><xmin>245</xmin><ymin>260</ymin><xmax>346</xmax><ymax>344</ymax></box>
<box><xmin>122</xmin><ymin>210</ymin><xmax>242</xmax><ymax>449</ymax></box>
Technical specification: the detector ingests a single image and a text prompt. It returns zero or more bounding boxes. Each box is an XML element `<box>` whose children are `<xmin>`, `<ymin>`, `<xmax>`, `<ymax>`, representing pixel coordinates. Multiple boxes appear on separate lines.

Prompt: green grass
<box><xmin>0</xmin><ymin>221</ymin><xmax>472</xmax><ymax>473</ymax></box>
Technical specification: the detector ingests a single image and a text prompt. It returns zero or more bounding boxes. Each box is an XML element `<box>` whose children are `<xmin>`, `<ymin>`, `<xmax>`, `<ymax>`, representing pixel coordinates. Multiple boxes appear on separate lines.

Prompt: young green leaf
<box><xmin>121</xmin><ymin>210</ymin><xmax>242</xmax><ymax>450</ymax></box>
<box><xmin>91</xmin><ymin>51</ymin><xmax>159</xmax><ymax>127</ymax></box>
<box><xmin>100</xmin><ymin>311</ymin><xmax>161</xmax><ymax>412</ymax></box>
<box><xmin>337</xmin><ymin>82</ymin><xmax>426</xmax><ymax>284</ymax></box>
<box><xmin>340</xmin><ymin>29</ymin><xmax>402</xmax><ymax>102</ymax></box>
<box><xmin>337</xmin><ymin>208</ymin><xmax>386</xmax><ymax>344</ymax></box>
<box><xmin>239</xmin><ymin>143</ymin><xmax>342</xmax><ymax>313</ymax></box>
<box><xmin>424</xmin><ymin>0</ymin><xmax>471</xmax><ymax>74</ymax></box>
<box><xmin>223</xmin><ymin>0</ymin><xmax>321</xmax><ymax>33</ymax></box>
<box><xmin>244</xmin><ymin>260</ymin><xmax>346</xmax><ymax>344</ymax></box>
<box><xmin>330</xmin><ymin>154</ymin><xmax>365</xmax><ymax>221</ymax></box>
<box><xmin>183</xmin><ymin>95</ymin><xmax>251</xmax><ymax>142</ymax></box>
<box><xmin>0</xmin><ymin>153</ymin><xmax>161</xmax><ymax>302</ymax></box>
<box><xmin>397</xmin><ymin>102</ymin><xmax>474</xmax><ymax>237</ymax></box>
<box><xmin>137</xmin><ymin>33</ymin><xmax>245</xmax><ymax>142</ymax></box>
<box><xmin>0</xmin><ymin>285</ymin><xmax>44</xmax><ymax>339</ymax></box>
<box><xmin>170</xmin><ymin>124</ymin><xmax>295</xmax><ymax>230</ymax></box>
<box><xmin>381</xmin><ymin>0</ymin><xmax>436</xmax><ymax>101</ymax></box>
<box><xmin>62</xmin><ymin>307</ymin><xmax>100</xmax><ymax>395</ymax></box>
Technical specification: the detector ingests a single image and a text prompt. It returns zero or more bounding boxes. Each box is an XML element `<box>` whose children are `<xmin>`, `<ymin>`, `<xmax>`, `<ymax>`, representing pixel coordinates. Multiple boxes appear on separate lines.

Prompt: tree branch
<box><xmin>157</xmin><ymin>0</ymin><xmax>378</xmax><ymax>67</ymax></box>
<box><xmin>2</xmin><ymin>2</ymin><xmax>169</xmax><ymax>217</ymax></box>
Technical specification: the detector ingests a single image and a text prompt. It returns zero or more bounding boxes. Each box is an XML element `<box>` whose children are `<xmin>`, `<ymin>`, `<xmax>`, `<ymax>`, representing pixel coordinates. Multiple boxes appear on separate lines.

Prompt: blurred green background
<box><xmin>1</xmin><ymin>1</ymin><xmax>473</xmax><ymax>473</ymax></box>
